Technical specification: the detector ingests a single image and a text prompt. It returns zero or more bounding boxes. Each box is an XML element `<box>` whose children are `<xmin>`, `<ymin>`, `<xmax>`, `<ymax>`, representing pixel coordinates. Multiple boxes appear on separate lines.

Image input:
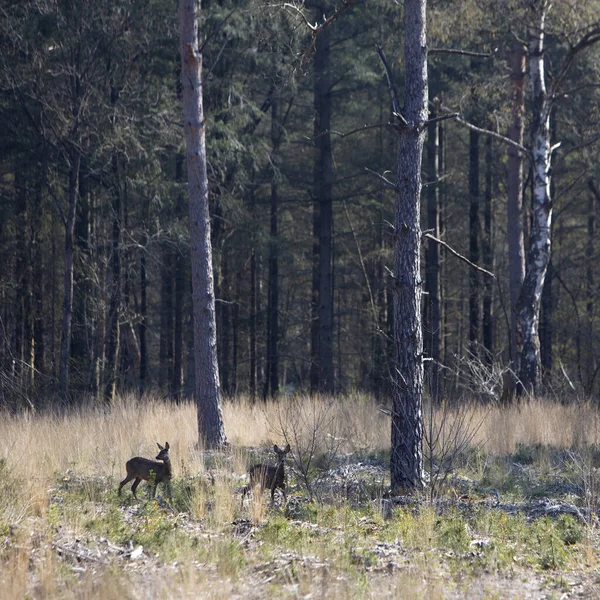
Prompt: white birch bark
<box><xmin>516</xmin><ymin>1</ymin><xmax>552</xmax><ymax>394</ymax></box>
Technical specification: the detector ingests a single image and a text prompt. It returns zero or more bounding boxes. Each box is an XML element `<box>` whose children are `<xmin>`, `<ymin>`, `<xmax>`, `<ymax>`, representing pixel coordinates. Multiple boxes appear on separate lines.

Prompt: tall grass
<box><xmin>0</xmin><ymin>395</ymin><xmax>600</xmax><ymax>482</ymax></box>
<box><xmin>1</xmin><ymin>394</ymin><xmax>600</xmax><ymax>502</ymax></box>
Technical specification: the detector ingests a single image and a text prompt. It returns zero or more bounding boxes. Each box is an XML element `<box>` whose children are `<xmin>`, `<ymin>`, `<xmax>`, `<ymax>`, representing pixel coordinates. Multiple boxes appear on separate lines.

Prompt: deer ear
<box><xmin>273</xmin><ymin>444</ymin><xmax>280</xmax><ymax>453</ymax></box>
<box><xmin>284</xmin><ymin>444</ymin><xmax>290</xmax><ymax>452</ymax></box>
<box><xmin>165</xmin><ymin>442</ymin><xmax>170</xmax><ymax>450</ymax></box>
<box><xmin>157</xmin><ymin>443</ymin><xmax>164</xmax><ymax>450</ymax></box>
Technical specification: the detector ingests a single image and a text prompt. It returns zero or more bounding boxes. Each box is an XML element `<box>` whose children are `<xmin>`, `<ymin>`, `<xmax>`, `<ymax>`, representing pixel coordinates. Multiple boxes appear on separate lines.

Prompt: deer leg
<box><xmin>118</xmin><ymin>475</ymin><xmax>134</xmax><ymax>496</ymax></box>
<box><xmin>131</xmin><ymin>478</ymin><xmax>142</xmax><ymax>499</ymax></box>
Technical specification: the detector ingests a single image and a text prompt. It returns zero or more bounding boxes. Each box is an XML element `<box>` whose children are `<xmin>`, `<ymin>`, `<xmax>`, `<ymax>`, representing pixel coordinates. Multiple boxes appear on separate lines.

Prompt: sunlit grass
<box><xmin>1</xmin><ymin>393</ymin><xmax>600</xmax><ymax>598</ymax></box>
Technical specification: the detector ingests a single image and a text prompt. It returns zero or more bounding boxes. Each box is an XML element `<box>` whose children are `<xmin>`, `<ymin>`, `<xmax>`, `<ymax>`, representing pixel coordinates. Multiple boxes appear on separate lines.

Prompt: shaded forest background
<box><xmin>2</xmin><ymin>0</ymin><xmax>600</xmax><ymax>408</ymax></box>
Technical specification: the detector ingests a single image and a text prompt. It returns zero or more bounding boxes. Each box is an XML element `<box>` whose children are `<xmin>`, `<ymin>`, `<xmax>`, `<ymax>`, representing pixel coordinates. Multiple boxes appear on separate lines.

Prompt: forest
<box><xmin>2</xmin><ymin>0</ymin><xmax>600</xmax><ymax>597</ymax></box>
<box><xmin>2</xmin><ymin>0</ymin><xmax>599</xmax><ymax>409</ymax></box>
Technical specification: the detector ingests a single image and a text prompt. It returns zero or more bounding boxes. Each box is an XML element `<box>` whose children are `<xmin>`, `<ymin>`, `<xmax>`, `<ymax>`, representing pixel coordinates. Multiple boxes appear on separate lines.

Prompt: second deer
<box><xmin>118</xmin><ymin>442</ymin><xmax>172</xmax><ymax>500</ymax></box>
<box><xmin>242</xmin><ymin>444</ymin><xmax>291</xmax><ymax>506</ymax></box>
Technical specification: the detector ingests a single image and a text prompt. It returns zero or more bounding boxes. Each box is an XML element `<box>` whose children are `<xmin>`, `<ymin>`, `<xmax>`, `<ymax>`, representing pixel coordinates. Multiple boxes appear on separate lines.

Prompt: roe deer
<box><xmin>118</xmin><ymin>442</ymin><xmax>172</xmax><ymax>499</ymax></box>
<box><xmin>242</xmin><ymin>444</ymin><xmax>291</xmax><ymax>506</ymax></box>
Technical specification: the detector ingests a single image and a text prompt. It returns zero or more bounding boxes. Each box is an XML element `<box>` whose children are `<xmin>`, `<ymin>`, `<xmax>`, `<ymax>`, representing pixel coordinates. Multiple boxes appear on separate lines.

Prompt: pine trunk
<box><xmin>179</xmin><ymin>0</ymin><xmax>226</xmax><ymax>446</ymax></box>
<box><xmin>313</xmin><ymin>8</ymin><xmax>334</xmax><ymax>394</ymax></box>
<box><xmin>390</xmin><ymin>0</ymin><xmax>427</xmax><ymax>492</ymax></box>
<box><xmin>58</xmin><ymin>148</ymin><xmax>80</xmax><ymax>404</ymax></box>
<box><xmin>507</xmin><ymin>40</ymin><xmax>527</xmax><ymax>375</ymax></box>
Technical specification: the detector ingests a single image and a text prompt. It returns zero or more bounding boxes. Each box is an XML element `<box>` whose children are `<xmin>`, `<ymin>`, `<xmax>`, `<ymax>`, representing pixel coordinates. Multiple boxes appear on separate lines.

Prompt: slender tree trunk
<box><xmin>469</xmin><ymin>129</ymin><xmax>480</xmax><ymax>354</ymax></box>
<box><xmin>221</xmin><ymin>249</ymin><xmax>231</xmax><ymax>395</ymax></box>
<box><xmin>507</xmin><ymin>40</ymin><xmax>527</xmax><ymax>375</ymax></box>
<box><xmin>517</xmin><ymin>1</ymin><xmax>552</xmax><ymax>395</ymax></box>
<box><xmin>482</xmin><ymin>136</ymin><xmax>494</xmax><ymax>360</ymax></box>
<box><xmin>232</xmin><ymin>270</ymin><xmax>240</xmax><ymax>394</ymax></box>
<box><xmin>159</xmin><ymin>246</ymin><xmax>173</xmax><ymax>391</ymax></box>
<box><xmin>59</xmin><ymin>148</ymin><xmax>80</xmax><ymax>404</ymax></box>
<box><xmin>249</xmin><ymin>188</ymin><xmax>257</xmax><ymax>400</ymax></box>
<box><xmin>13</xmin><ymin>163</ymin><xmax>29</xmax><ymax>391</ymax></box>
<box><xmin>32</xmin><ymin>169</ymin><xmax>45</xmax><ymax>382</ymax></box>
<box><xmin>104</xmin><ymin>154</ymin><xmax>123</xmax><ymax>403</ymax></box>
<box><xmin>390</xmin><ymin>0</ymin><xmax>427</xmax><ymax>492</ymax></box>
<box><xmin>179</xmin><ymin>0</ymin><xmax>226</xmax><ymax>446</ymax></box>
<box><xmin>139</xmin><ymin>237</ymin><xmax>148</xmax><ymax>392</ymax></box>
<box><xmin>312</xmin><ymin>6</ymin><xmax>334</xmax><ymax>394</ymax></box>
<box><xmin>265</xmin><ymin>96</ymin><xmax>280</xmax><ymax>398</ymax></box>
<box><xmin>585</xmin><ymin>181</ymin><xmax>599</xmax><ymax>393</ymax></box>
<box><xmin>424</xmin><ymin>114</ymin><xmax>441</xmax><ymax>401</ymax></box>
<box><xmin>172</xmin><ymin>156</ymin><xmax>186</xmax><ymax>401</ymax></box>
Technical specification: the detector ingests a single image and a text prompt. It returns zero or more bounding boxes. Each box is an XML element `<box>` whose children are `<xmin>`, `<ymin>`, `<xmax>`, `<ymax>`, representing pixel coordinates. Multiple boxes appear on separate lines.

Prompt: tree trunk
<box><xmin>265</xmin><ymin>96</ymin><xmax>280</xmax><ymax>398</ymax></box>
<box><xmin>159</xmin><ymin>246</ymin><xmax>174</xmax><ymax>391</ymax></box>
<box><xmin>104</xmin><ymin>154</ymin><xmax>123</xmax><ymax>403</ymax></box>
<box><xmin>32</xmin><ymin>168</ymin><xmax>45</xmax><ymax>382</ymax></box>
<box><xmin>172</xmin><ymin>156</ymin><xmax>186</xmax><ymax>401</ymax></box>
<box><xmin>249</xmin><ymin>184</ymin><xmax>257</xmax><ymax>400</ymax></box>
<box><xmin>424</xmin><ymin>114</ymin><xmax>441</xmax><ymax>401</ymax></box>
<box><xmin>58</xmin><ymin>148</ymin><xmax>80</xmax><ymax>405</ymax></box>
<box><xmin>390</xmin><ymin>0</ymin><xmax>427</xmax><ymax>492</ymax></box>
<box><xmin>482</xmin><ymin>136</ymin><xmax>494</xmax><ymax>360</ymax></box>
<box><xmin>179</xmin><ymin>0</ymin><xmax>226</xmax><ymax>447</ymax></box>
<box><xmin>469</xmin><ymin>129</ymin><xmax>480</xmax><ymax>354</ymax></box>
<box><xmin>220</xmin><ymin>249</ymin><xmax>230</xmax><ymax>395</ymax></box>
<box><xmin>312</xmin><ymin>6</ymin><xmax>334</xmax><ymax>394</ymax></box>
<box><xmin>139</xmin><ymin>237</ymin><xmax>148</xmax><ymax>392</ymax></box>
<box><xmin>507</xmin><ymin>40</ymin><xmax>527</xmax><ymax>375</ymax></box>
<box><xmin>517</xmin><ymin>2</ymin><xmax>552</xmax><ymax>395</ymax></box>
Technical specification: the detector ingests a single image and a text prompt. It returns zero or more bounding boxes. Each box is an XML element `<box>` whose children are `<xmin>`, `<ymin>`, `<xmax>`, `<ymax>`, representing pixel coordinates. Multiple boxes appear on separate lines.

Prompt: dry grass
<box><xmin>2</xmin><ymin>395</ymin><xmax>600</xmax><ymax>490</ymax></box>
<box><xmin>2</xmin><ymin>393</ymin><xmax>600</xmax><ymax>598</ymax></box>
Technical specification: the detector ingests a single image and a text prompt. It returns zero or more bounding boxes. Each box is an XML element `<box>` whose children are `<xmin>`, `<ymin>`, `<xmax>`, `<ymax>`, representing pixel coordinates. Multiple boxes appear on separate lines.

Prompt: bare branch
<box><xmin>365</xmin><ymin>167</ymin><xmax>397</xmax><ymax>189</ymax></box>
<box><xmin>442</xmin><ymin>108</ymin><xmax>530</xmax><ymax>157</ymax></box>
<box><xmin>423</xmin><ymin>233</ymin><xmax>495</xmax><ymax>278</ymax></box>
<box><xmin>428</xmin><ymin>48</ymin><xmax>492</xmax><ymax>58</ymax></box>
<box><xmin>329</xmin><ymin>122</ymin><xmax>387</xmax><ymax>138</ymax></box>
<box><xmin>423</xmin><ymin>112</ymin><xmax>459</xmax><ymax>129</ymax></box>
<box><xmin>375</xmin><ymin>45</ymin><xmax>406</xmax><ymax>124</ymax></box>
<box><xmin>283</xmin><ymin>0</ymin><xmax>355</xmax><ymax>33</ymax></box>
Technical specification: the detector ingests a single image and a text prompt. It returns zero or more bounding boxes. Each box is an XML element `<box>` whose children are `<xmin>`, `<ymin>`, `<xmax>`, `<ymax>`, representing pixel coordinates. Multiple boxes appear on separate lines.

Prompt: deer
<box><xmin>242</xmin><ymin>443</ymin><xmax>291</xmax><ymax>506</ymax></box>
<box><xmin>118</xmin><ymin>442</ymin><xmax>172</xmax><ymax>500</ymax></box>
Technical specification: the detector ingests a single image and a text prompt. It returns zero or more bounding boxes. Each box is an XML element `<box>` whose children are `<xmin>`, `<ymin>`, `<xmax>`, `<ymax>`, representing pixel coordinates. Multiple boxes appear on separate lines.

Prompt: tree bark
<box><xmin>424</xmin><ymin>114</ymin><xmax>441</xmax><ymax>401</ymax></box>
<box><xmin>517</xmin><ymin>1</ymin><xmax>552</xmax><ymax>395</ymax></box>
<box><xmin>172</xmin><ymin>156</ymin><xmax>186</xmax><ymax>401</ymax></box>
<box><xmin>58</xmin><ymin>147</ymin><xmax>80</xmax><ymax>405</ymax></box>
<box><xmin>159</xmin><ymin>247</ymin><xmax>174</xmax><ymax>391</ymax></box>
<box><xmin>265</xmin><ymin>96</ymin><xmax>280</xmax><ymax>398</ymax></box>
<box><xmin>507</xmin><ymin>40</ymin><xmax>527</xmax><ymax>375</ymax></box>
<box><xmin>482</xmin><ymin>136</ymin><xmax>494</xmax><ymax>360</ymax></box>
<box><xmin>104</xmin><ymin>154</ymin><xmax>123</xmax><ymax>403</ymax></box>
<box><xmin>312</xmin><ymin>5</ymin><xmax>334</xmax><ymax>394</ymax></box>
<box><xmin>390</xmin><ymin>0</ymin><xmax>427</xmax><ymax>492</ymax></box>
<box><xmin>469</xmin><ymin>129</ymin><xmax>480</xmax><ymax>354</ymax></box>
<box><xmin>249</xmin><ymin>182</ymin><xmax>257</xmax><ymax>400</ymax></box>
<box><xmin>179</xmin><ymin>0</ymin><xmax>226</xmax><ymax>446</ymax></box>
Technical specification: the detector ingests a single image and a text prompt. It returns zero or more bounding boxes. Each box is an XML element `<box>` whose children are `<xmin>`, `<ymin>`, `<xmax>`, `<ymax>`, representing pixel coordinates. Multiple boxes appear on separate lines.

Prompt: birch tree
<box><xmin>179</xmin><ymin>0</ymin><xmax>227</xmax><ymax>447</ymax></box>
<box><xmin>516</xmin><ymin>1</ymin><xmax>600</xmax><ymax>394</ymax></box>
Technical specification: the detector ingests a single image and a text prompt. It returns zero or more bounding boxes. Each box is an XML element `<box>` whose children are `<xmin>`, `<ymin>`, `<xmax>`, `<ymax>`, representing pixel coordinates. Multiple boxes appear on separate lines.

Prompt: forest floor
<box><xmin>2</xmin><ymin>396</ymin><xmax>600</xmax><ymax>598</ymax></box>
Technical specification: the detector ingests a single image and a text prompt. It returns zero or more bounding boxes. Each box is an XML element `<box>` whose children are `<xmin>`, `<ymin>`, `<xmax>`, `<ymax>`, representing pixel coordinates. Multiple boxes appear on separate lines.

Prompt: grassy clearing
<box><xmin>1</xmin><ymin>394</ymin><xmax>600</xmax><ymax>598</ymax></box>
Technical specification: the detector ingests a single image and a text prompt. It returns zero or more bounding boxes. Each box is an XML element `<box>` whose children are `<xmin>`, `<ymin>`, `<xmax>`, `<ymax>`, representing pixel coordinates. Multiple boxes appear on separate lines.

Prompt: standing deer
<box><xmin>118</xmin><ymin>442</ymin><xmax>172</xmax><ymax>499</ymax></box>
<box><xmin>242</xmin><ymin>443</ymin><xmax>291</xmax><ymax>506</ymax></box>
